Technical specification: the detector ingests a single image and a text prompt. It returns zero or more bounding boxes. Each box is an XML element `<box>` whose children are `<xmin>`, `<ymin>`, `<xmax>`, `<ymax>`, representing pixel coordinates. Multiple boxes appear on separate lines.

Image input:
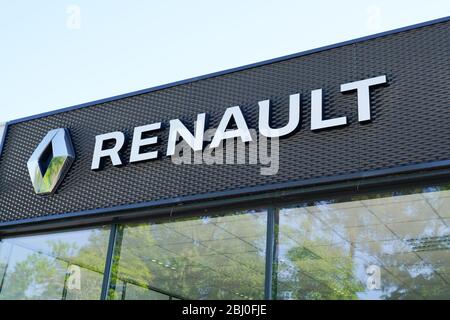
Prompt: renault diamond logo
<box><xmin>27</xmin><ymin>128</ymin><xmax>75</xmax><ymax>195</ymax></box>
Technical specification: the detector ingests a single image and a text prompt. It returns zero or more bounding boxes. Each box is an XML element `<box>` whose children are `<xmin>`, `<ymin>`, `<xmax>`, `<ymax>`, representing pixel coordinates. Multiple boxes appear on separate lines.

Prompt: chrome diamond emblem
<box><xmin>27</xmin><ymin>128</ymin><xmax>75</xmax><ymax>195</ymax></box>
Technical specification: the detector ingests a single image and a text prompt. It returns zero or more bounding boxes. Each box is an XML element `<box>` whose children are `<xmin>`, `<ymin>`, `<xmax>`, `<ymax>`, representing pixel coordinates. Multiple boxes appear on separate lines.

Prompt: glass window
<box><xmin>275</xmin><ymin>184</ymin><xmax>450</xmax><ymax>300</ymax></box>
<box><xmin>0</xmin><ymin>227</ymin><xmax>110</xmax><ymax>300</ymax></box>
<box><xmin>107</xmin><ymin>209</ymin><xmax>267</xmax><ymax>300</ymax></box>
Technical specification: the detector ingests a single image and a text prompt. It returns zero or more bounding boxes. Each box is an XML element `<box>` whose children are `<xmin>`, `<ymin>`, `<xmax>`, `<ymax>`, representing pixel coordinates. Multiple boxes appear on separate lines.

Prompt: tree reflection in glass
<box><xmin>0</xmin><ymin>227</ymin><xmax>109</xmax><ymax>300</ymax></box>
<box><xmin>276</xmin><ymin>184</ymin><xmax>450</xmax><ymax>300</ymax></box>
<box><xmin>108</xmin><ymin>210</ymin><xmax>267</xmax><ymax>300</ymax></box>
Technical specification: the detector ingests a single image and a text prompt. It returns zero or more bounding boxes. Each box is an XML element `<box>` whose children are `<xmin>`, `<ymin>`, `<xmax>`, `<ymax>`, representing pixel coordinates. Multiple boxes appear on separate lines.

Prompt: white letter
<box><xmin>340</xmin><ymin>75</ymin><xmax>387</xmax><ymax>122</ymax></box>
<box><xmin>67</xmin><ymin>265</ymin><xmax>81</xmax><ymax>290</ymax></box>
<box><xmin>259</xmin><ymin>93</ymin><xmax>300</xmax><ymax>137</ymax></box>
<box><xmin>311</xmin><ymin>89</ymin><xmax>347</xmax><ymax>130</ymax></box>
<box><xmin>210</xmin><ymin>106</ymin><xmax>252</xmax><ymax>149</ymax></box>
<box><xmin>366</xmin><ymin>265</ymin><xmax>381</xmax><ymax>290</ymax></box>
<box><xmin>166</xmin><ymin>113</ymin><xmax>206</xmax><ymax>156</ymax></box>
<box><xmin>170</xmin><ymin>140</ymin><xmax>193</xmax><ymax>165</ymax></box>
<box><xmin>203</xmin><ymin>128</ymin><xmax>224</xmax><ymax>165</ymax></box>
<box><xmin>91</xmin><ymin>131</ymin><xmax>125</xmax><ymax>170</ymax></box>
<box><xmin>259</xmin><ymin>134</ymin><xmax>279</xmax><ymax>176</ymax></box>
<box><xmin>66</xmin><ymin>5</ymin><xmax>81</xmax><ymax>30</ymax></box>
<box><xmin>130</xmin><ymin>123</ymin><xmax>161</xmax><ymax>163</ymax></box>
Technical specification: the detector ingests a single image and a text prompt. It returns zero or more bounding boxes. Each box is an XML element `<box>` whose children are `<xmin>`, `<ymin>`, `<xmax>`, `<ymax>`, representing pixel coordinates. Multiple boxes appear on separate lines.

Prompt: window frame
<box><xmin>0</xmin><ymin>169</ymin><xmax>448</xmax><ymax>300</ymax></box>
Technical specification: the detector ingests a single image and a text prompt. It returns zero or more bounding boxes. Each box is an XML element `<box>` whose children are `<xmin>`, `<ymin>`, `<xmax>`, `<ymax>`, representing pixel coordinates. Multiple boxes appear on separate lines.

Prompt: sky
<box><xmin>1</xmin><ymin>1</ymin><xmax>449</xmax><ymax>122</ymax></box>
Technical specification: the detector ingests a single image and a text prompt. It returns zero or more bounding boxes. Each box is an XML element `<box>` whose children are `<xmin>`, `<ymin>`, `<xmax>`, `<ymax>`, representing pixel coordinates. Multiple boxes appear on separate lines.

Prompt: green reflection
<box><xmin>276</xmin><ymin>184</ymin><xmax>450</xmax><ymax>300</ymax></box>
<box><xmin>108</xmin><ymin>211</ymin><xmax>267</xmax><ymax>300</ymax></box>
<box><xmin>33</xmin><ymin>156</ymin><xmax>67</xmax><ymax>194</ymax></box>
<box><xmin>0</xmin><ymin>227</ymin><xmax>109</xmax><ymax>300</ymax></box>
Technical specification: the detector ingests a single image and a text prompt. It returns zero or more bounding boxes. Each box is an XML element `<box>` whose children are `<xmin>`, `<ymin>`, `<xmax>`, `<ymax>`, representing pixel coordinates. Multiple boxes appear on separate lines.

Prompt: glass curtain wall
<box><xmin>275</xmin><ymin>184</ymin><xmax>450</xmax><ymax>299</ymax></box>
<box><xmin>107</xmin><ymin>209</ymin><xmax>268</xmax><ymax>300</ymax></box>
<box><xmin>0</xmin><ymin>227</ymin><xmax>110</xmax><ymax>300</ymax></box>
<box><xmin>0</xmin><ymin>181</ymin><xmax>448</xmax><ymax>300</ymax></box>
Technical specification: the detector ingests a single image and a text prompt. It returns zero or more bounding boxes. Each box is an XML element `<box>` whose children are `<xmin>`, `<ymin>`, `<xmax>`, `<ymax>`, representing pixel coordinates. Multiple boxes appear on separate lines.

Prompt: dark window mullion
<box><xmin>264</xmin><ymin>207</ymin><xmax>279</xmax><ymax>300</ymax></box>
<box><xmin>100</xmin><ymin>223</ymin><xmax>119</xmax><ymax>300</ymax></box>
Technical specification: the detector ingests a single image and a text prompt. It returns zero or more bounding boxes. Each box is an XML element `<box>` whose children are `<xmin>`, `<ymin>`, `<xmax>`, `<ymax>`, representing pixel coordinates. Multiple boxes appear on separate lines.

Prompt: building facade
<box><xmin>0</xmin><ymin>17</ymin><xmax>449</xmax><ymax>300</ymax></box>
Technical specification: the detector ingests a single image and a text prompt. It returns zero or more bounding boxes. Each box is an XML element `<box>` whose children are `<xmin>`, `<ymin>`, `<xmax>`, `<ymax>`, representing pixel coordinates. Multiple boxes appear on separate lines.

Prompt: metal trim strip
<box><xmin>0</xmin><ymin>159</ymin><xmax>448</xmax><ymax>230</ymax></box>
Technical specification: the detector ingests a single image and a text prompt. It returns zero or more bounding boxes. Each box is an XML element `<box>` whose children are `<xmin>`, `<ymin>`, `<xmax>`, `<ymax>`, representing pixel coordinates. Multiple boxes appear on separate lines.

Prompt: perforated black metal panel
<box><xmin>0</xmin><ymin>20</ymin><xmax>449</xmax><ymax>225</ymax></box>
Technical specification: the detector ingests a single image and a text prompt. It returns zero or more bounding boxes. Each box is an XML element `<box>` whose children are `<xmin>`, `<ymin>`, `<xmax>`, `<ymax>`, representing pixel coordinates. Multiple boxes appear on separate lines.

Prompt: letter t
<box><xmin>340</xmin><ymin>75</ymin><xmax>387</xmax><ymax>122</ymax></box>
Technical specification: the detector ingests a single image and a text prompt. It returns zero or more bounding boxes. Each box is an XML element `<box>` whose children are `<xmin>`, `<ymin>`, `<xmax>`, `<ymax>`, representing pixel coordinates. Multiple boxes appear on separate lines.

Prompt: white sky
<box><xmin>1</xmin><ymin>1</ymin><xmax>449</xmax><ymax>122</ymax></box>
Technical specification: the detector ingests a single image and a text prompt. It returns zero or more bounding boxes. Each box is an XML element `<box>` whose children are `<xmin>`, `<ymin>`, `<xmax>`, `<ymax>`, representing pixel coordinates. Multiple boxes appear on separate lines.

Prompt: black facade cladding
<box><xmin>0</xmin><ymin>19</ymin><xmax>449</xmax><ymax>225</ymax></box>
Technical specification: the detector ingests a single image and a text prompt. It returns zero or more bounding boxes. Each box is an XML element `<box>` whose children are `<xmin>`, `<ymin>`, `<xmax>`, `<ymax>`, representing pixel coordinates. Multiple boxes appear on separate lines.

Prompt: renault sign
<box><xmin>27</xmin><ymin>128</ymin><xmax>75</xmax><ymax>195</ymax></box>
